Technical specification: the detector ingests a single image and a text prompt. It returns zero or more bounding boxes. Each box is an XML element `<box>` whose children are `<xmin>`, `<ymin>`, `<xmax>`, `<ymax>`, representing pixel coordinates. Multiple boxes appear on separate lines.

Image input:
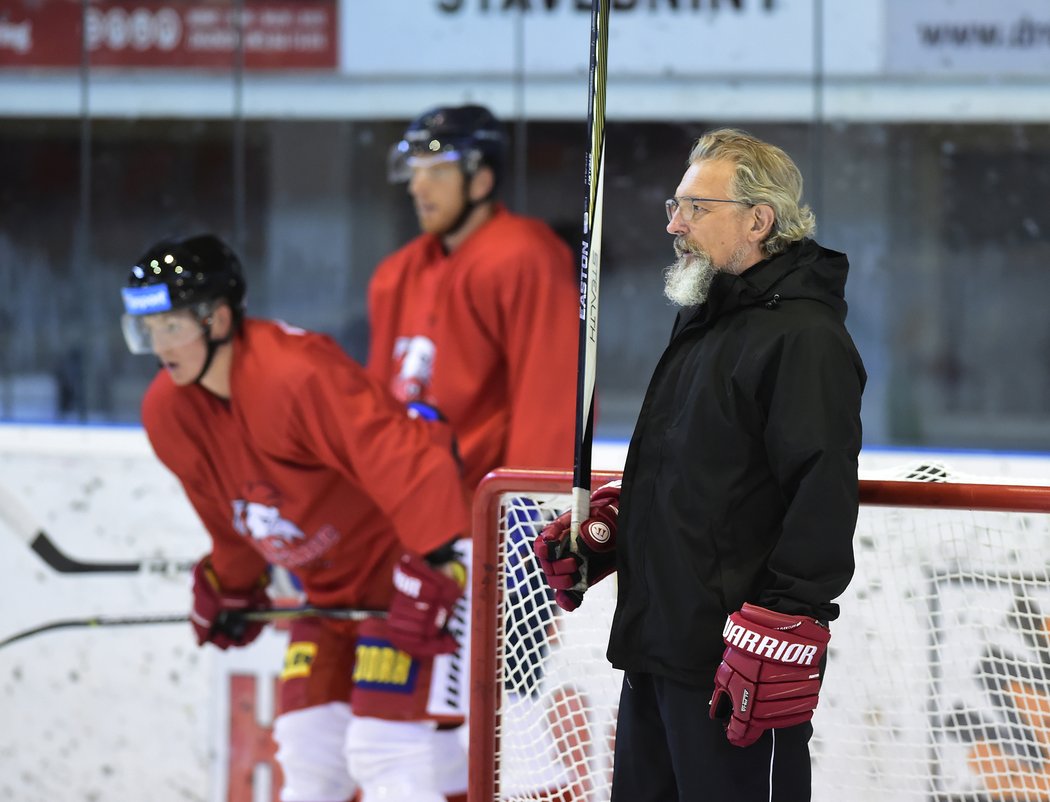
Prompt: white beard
<box><xmin>663</xmin><ymin>238</ymin><xmax>717</xmax><ymax>307</ymax></box>
<box><xmin>663</xmin><ymin>238</ymin><xmax>754</xmax><ymax>306</ymax></box>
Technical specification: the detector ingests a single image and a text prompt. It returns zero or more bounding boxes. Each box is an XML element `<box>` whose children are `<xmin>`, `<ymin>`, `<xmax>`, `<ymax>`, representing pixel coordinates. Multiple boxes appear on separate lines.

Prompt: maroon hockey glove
<box><xmin>533</xmin><ymin>481</ymin><xmax>620</xmax><ymax>612</ymax></box>
<box><xmin>189</xmin><ymin>558</ymin><xmax>270</xmax><ymax>650</ymax></box>
<box><xmin>709</xmin><ymin>603</ymin><xmax>831</xmax><ymax>747</ymax></box>
<box><xmin>386</xmin><ymin>553</ymin><xmax>465</xmax><ymax>658</ymax></box>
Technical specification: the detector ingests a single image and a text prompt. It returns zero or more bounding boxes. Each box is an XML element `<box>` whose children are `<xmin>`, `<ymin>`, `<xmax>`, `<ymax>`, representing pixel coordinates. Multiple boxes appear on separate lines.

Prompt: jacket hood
<box><xmin>675</xmin><ymin>238</ymin><xmax>850</xmax><ymax>334</ymax></box>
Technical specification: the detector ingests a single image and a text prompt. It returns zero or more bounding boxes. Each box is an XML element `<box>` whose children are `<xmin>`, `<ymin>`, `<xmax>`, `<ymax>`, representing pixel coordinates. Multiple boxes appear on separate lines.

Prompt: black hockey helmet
<box><xmin>121</xmin><ymin>233</ymin><xmax>246</xmax><ymax>355</ymax></box>
<box><xmin>388</xmin><ymin>103</ymin><xmax>507</xmax><ymax>189</ymax></box>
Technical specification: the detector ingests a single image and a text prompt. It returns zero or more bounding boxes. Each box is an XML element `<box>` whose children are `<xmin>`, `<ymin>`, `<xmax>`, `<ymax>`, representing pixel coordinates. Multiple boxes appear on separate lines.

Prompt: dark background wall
<box><xmin>3</xmin><ymin>116</ymin><xmax>1050</xmax><ymax>450</ymax></box>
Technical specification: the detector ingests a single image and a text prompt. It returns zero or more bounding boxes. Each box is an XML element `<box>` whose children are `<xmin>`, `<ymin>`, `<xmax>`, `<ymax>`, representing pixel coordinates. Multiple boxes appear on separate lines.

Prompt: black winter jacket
<box><xmin>605</xmin><ymin>238</ymin><xmax>866</xmax><ymax>686</ymax></box>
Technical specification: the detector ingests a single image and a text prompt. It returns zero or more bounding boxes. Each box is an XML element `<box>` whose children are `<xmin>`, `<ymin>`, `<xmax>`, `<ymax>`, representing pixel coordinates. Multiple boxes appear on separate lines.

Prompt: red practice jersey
<box><xmin>142</xmin><ymin>319</ymin><xmax>469</xmax><ymax>609</ymax></box>
<box><xmin>368</xmin><ymin>205</ymin><xmax>579</xmax><ymax>494</ymax></box>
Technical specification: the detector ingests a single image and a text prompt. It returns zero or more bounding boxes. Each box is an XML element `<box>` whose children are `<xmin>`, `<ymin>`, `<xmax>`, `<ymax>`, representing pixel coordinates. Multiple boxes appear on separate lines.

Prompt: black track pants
<box><xmin>610</xmin><ymin>671</ymin><xmax>813</xmax><ymax>802</ymax></box>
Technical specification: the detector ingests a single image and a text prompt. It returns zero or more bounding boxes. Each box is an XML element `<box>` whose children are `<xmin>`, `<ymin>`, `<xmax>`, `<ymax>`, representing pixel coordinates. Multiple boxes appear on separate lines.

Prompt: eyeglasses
<box><xmin>665</xmin><ymin>196</ymin><xmax>752</xmax><ymax>223</ymax></box>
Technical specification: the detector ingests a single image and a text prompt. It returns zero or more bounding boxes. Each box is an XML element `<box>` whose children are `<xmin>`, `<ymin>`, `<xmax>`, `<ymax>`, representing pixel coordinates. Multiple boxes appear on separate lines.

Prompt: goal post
<box><xmin>469</xmin><ymin>467</ymin><xmax>1050</xmax><ymax>802</ymax></box>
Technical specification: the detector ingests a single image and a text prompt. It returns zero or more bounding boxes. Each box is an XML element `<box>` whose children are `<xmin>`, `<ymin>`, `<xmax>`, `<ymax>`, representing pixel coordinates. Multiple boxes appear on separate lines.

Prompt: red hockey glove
<box><xmin>386</xmin><ymin>552</ymin><xmax>465</xmax><ymax>658</ymax></box>
<box><xmin>533</xmin><ymin>481</ymin><xmax>620</xmax><ymax>612</ymax></box>
<box><xmin>189</xmin><ymin>558</ymin><xmax>271</xmax><ymax>650</ymax></box>
<box><xmin>709</xmin><ymin>603</ymin><xmax>831</xmax><ymax>747</ymax></box>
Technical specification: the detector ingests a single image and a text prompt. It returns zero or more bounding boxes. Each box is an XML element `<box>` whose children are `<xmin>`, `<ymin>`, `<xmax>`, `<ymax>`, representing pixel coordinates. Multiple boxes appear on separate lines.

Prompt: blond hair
<box><xmin>688</xmin><ymin>128</ymin><xmax>815</xmax><ymax>256</ymax></box>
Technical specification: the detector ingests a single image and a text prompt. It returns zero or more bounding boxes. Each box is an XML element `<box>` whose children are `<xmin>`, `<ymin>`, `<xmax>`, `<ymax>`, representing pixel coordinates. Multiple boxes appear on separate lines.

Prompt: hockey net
<box><xmin>469</xmin><ymin>466</ymin><xmax>1050</xmax><ymax>802</ymax></box>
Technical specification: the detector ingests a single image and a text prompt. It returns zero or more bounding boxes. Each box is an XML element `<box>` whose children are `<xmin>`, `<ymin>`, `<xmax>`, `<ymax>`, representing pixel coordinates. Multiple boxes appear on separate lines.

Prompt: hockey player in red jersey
<box><xmin>368</xmin><ymin>103</ymin><xmax>583</xmax><ymax>798</ymax></box>
<box><xmin>367</xmin><ymin>101</ymin><xmax>583</xmax><ymax>797</ymax></box>
<box><xmin>369</xmin><ymin>104</ymin><xmax>579</xmax><ymax>495</ymax></box>
<box><xmin>121</xmin><ymin>233</ymin><xmax>471</xmax><ymax>802</ymax></box>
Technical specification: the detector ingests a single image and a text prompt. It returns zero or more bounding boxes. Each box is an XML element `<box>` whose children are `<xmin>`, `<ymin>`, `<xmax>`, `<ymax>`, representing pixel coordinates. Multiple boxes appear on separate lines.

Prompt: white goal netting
<box><xmin>469</xmin><ymin>466</ymin><xmax>1050</xmax><ymax>802</ymax></box>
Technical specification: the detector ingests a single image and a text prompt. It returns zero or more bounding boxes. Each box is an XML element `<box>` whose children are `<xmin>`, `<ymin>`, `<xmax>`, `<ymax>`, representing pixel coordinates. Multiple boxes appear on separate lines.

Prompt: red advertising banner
<box><xmin>0</xmin><ymin>0</ymin><xmax>337</xmax><ymax>69</ymax></box>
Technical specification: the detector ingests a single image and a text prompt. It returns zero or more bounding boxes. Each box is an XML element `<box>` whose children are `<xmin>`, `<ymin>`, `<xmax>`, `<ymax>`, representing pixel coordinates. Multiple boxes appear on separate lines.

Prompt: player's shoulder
<box><xmin>371</xmin><ymin>232</ymin><xmax>442</xmax><ymax>287</ymax></box>
<box><xmin>234</xmin><ymin>320</ymin><xmax>376</xmax><ymax>448</ymax></box>
<box><xmin>465</xmin><ymin>208</ymin><xmax>574</xmax><ymax>276</ymax></box>
<box><xmin>240</xmin><ymin>318</ymin><xmax>358</xmax><ymax>387</ymax></box>
<box><xmin>487</xmin><ymin>207</ymin><xmax>569</xmax><ymax>250</ymax></box>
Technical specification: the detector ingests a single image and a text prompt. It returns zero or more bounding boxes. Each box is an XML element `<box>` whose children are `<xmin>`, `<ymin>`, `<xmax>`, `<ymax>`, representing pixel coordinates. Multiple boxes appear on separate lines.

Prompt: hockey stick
<box><xmin>0</xmin><ymin>480</ymin><xmax>194</xmax><ymax>575</ymax></box>
<box><xmin>0</xmin><ymin>605</ymin><xmax>386</xmax><ymax>650</ymax></box>
<box><xmin>570</xmin><ymin>0</ymin><xmax>611</xmax><ymax>540</ymax></box>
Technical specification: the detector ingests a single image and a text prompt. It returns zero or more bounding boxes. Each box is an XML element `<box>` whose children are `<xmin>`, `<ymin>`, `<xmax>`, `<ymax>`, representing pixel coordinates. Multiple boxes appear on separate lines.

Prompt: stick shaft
<box><xmin>572</xmin><ymin>0</ymin><xmax>611</xmax><ymax>532</ymax></box>
<box><xmin>0</xmin><ymin>606</ymin><xmax>385</xmax><ymax>649</ymax></box>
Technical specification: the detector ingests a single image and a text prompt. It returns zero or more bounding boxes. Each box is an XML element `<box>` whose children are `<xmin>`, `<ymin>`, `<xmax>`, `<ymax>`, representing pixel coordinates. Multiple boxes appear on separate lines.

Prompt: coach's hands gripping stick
<box><xmin>386</xmin><ymin>552</ymin><xmax>465</xmax><ymax>658</ymax></box>
<box><xmin>709</xmin><ymin>603</ymin><xmax>831</xmax><ymax>747</ymax></box>
<box><xmin>533</xmin><ymin>480</ymin><xmax>620</xmax><ymax>612</ymax></box>
<box><xmin>189</xmin><ymin>557</ymin><xmax>271</xmax><ymax>649</ymax></box>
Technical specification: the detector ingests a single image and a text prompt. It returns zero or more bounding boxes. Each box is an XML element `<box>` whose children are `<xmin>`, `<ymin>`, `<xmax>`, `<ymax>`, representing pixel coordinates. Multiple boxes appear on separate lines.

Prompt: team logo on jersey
<box><xmin>231</xmin><ymin>480</ymin><xmax>339</xmax><ymax>568</ymax></box>
<box><xmin>391</xmin><ymin>335</ymin><xmax>436</xmax><ymax>403</ymax></box>
<box><xmin>233</xmin><ymin>481</ymin><xmax>306</xmax><ymax>544</ymax></box>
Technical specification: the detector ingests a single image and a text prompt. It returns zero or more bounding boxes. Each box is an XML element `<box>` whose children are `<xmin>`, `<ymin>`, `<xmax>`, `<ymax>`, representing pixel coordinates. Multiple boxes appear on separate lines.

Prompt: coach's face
<box><xmin>666</xmin><ymin>158</ymin><xmax>768</xmax><ymax>275</ymax></box>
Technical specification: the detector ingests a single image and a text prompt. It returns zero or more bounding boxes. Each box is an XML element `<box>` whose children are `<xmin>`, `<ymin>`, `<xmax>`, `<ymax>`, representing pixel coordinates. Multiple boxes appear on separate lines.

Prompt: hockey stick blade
<box><xmin>0</xmin><ymin>606</ymin><xmax>386</xmax><ymax>650</ymax></box>
<box><xmin>29</xmin><ymin>531</ymin><xmax>194</xmax><ymax>575</ymax></box>
<box><xmin>0</xmin><ymin>479</ymin><xmax>194</xmax><ymax>575</ymax></box>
